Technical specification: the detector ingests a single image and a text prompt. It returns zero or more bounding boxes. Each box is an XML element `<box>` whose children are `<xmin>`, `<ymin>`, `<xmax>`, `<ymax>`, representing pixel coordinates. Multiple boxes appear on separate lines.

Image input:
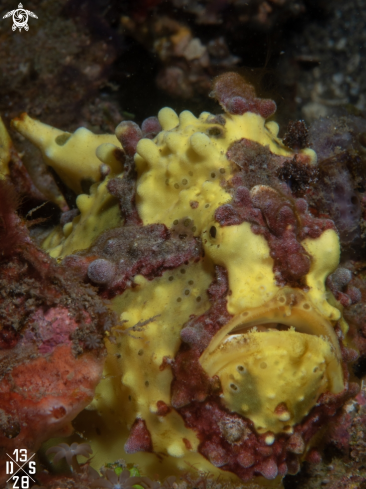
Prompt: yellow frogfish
<box><xmin>10</xmin><ymin>72</ymin><xmax>360</xmax><ymax>485</ymax></box>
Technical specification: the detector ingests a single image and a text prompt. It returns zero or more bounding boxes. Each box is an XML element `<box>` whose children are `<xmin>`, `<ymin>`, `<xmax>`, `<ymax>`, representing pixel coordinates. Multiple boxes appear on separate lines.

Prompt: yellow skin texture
<box><xmin>204</xmin><ymin>330</ymin><xmax>338</xmax><ymax>433</ymax></box>
<box><xmin>12</xmin><ymin>114</ymin><xmax>122</xmax><ymax>194</ymax></box>
<box><xmin>200</xmin><ymin>290</ymin><xmax>344</xmax><ymax>434</ymax></box>
<box><xmin>13</xmin><ymin>108</ymin><xmax>345</xmax><ymax>483</ymax></box>
<box><xmin>42</xmin><ymin>177</ymin><xmax>123</xmax><ymax>259</ymax></box>
<box><xmin>135</xmin><ymin>108</ymin><xmax>316</xmax><ymax>232</ymax></box>
<box><xmin>0</xmin><ymin>117</ymin><xmax>12</xmax><ymax>178</ymax></box>
<box><xmin>80</xmin><ymin>264</ymin><xmax>218</xmax><ymax>477</ymax></box>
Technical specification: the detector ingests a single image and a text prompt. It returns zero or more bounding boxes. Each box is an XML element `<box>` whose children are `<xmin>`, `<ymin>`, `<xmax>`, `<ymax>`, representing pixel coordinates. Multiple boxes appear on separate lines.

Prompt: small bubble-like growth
<box><xmin>115</xmin><ymin>121</ymin><xmax>142</xmax><ymax>157</ymax></box>
<box><xmin>211</xmin><ymin>72</ymin><xmax>276</xmax><ymax>118</ymax></box>
<box><xmin>88</xmin><ymin>258</ymin><xmax>115</xmax><ymax>285</ymax></box>
<box><xmin>141</xmin><ymin>116</ymin><xmax>162</xmax><ymax>139</ymax></box>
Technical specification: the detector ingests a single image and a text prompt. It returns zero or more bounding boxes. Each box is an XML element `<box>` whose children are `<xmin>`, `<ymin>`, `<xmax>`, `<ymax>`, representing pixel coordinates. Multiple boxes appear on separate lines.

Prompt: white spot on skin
<box><xmin>278</xmin><ymin>412</ymin><xmax>291</xmax><ymax>422</ymax></box>
<box><xmin>265</xmin><ymin>434</ymin><xmax>275</xmax><ymax>445</ymax></box>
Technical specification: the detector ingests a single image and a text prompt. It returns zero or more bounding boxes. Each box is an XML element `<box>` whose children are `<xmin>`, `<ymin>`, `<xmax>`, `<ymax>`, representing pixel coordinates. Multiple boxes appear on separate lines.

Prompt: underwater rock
<box><xmin>308</xmin><ymin>115</ymin><xmax>366</xmax><ymax>254</ymax></box>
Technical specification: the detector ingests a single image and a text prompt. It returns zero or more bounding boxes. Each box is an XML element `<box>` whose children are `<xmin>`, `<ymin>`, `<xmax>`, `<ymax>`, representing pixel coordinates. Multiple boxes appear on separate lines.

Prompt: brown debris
<box><xmin>283</xmin><ymin>120</ymin><xmax>310</xmax><ymax>150</ymax></box>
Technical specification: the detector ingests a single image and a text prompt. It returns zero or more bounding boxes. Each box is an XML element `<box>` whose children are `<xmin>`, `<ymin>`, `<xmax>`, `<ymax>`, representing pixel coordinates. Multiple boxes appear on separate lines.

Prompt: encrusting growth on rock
<box><xmin>0</xmin><ymin>179</ymin><xmax>114</xmax><ymax>484</ymax></box>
